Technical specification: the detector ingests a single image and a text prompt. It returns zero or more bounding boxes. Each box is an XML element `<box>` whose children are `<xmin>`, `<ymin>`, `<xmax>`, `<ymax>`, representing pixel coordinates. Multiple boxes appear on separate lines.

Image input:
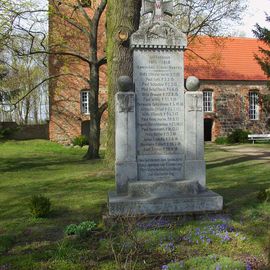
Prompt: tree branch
<box><xmin>98</xmin><ymin>56</ymin><xmax>107</xmax><ymax>67</ymax></box>
<box><xmin>1</xmin><ymin>73</ymin><xmax>89</xmax><ymax>112</ymax></box>
<box><xmin>98</xmin><ymin>102</ymin><xmax>108</xmax><ymax>119</ymax></box>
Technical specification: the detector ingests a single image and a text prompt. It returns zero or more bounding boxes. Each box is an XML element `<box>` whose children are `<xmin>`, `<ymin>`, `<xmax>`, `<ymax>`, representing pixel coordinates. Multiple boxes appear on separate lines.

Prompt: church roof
<box><xmin>184</xmin><ymin>36</ymin><xmax>269</xmax><ymax>81</ymax></box>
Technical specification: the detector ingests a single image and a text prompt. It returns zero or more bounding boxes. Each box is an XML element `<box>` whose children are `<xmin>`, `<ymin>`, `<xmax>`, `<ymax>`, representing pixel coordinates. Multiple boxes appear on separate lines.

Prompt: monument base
<box><xmin>108</xmin><ymin>180</ymin><xmax>223</xmax><ymax>216</ymax></box>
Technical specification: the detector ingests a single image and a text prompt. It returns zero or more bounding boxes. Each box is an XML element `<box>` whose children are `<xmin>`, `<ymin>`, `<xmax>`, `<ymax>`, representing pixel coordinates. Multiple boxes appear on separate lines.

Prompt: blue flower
<box><xmin>246</xmin><ymin>262</ymin><xmax>252</xmax><ymax>270</ymax></box>
<box><xmin>161</xmin><ymin>265</ymin><xmax>169</xmax><ymax>270</ymax></box>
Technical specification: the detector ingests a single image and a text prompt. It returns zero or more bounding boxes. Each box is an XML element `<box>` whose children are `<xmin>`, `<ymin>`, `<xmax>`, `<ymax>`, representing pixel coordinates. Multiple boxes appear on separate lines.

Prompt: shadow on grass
<box><xmin>0</xmin><ymin>155</ymin><xmax>104</xmax><ymax>173</ymax></box>
<box><xmin>207</xmin><ymin>153</ymin><xmax>270</xmax><ymax>170</ymax></box>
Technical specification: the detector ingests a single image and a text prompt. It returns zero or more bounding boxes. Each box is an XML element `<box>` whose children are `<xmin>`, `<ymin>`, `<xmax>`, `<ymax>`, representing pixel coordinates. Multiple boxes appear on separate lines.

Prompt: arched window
<box><xmin>203</xmin><ymin>90</ymin><xmax>214</xmax><ymax>112</ymax></box>
<box><xmin>249</xmin><ymin>91</ymin><xmax>259</xmax><ymax>120</ymax></box>
<box><xmin>81</xmin><ymin>90</ymin><xmax>90</xmax><ymax>114</ymax></box>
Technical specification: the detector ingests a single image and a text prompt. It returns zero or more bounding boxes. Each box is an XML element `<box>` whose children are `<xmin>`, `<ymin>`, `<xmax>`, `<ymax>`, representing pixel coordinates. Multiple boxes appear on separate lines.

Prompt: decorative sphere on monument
<box><xmin>117</xmin><ymin>76</ymin><xmax>134</xmax><ymax>92</ymax></box>
<box><xmin>185</xmin><ymin>76</ymin><xmax>200</xmax><ymax>91</ymax></box>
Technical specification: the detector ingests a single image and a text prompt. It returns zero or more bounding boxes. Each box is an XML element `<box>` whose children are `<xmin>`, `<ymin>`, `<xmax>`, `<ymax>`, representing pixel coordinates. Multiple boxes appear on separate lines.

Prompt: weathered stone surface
<box><xmin>131</xmin><ymin>21</ymin><xmax>187</xmax><ymax>49</ymax></box>
<box><xmin>115</xmin><ymin>92</ymin><xmax>137</xmax><ymax>194</ymax></box>
<box><xmin>134</xmin><ymin>49</ymin><xmax>185</xmax><ymax>180</ymax></box>
<box><xmin>108</xmin><ymin>190</ymin><xmax>223</xmax><ymax>216</ymax></box>
<box><xmin>117</xmin><ymin>76</ymin><xmax>134</xmax><ymax>92</ymax></box>
<box><xmin>115</xmin><ymin>92</ymin><xmax>136</xmax><ymax>162</ymax></box>
<box><xmin>184</xmin><ymin>160</ymin><xmax>206</xmax><ymax>187</ymax></box>
<box><xmin>115</xmin><ymin>162</ymin><xmax>137</xmax><ymax>194</ymax></box>
<box><xmin>109</xmin><ymin>1</ymin><xmax>223</xmax><ymax>216</ymax></box>
<box><xmin>185</xmin><ymin>92</ymin><xmax>204</xmax><ymax>161</ymax></box>
<box><xmin>128</xmin><ymin>180</ymin><xmax>206</xmax><ymax>198</ymax></box>
<box><xmin>141</xmin><ymin>0</ymin><xmax>173</xmax><ymax>22</ymax></box>
<box><xmin>186</xmin><ymin>76</ymin><xmax>200</xmax><ymax>92</ymax></box>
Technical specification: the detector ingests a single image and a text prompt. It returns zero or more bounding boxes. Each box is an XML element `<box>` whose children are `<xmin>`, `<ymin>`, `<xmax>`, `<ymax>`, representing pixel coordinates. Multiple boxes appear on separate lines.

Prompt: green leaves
<box><xmin>65</xmin><ymin>221</ymin><xmax>97</xmax><ymax>238</ymax></box>
<box><xmin>253</xmin><ymin>15</ymin><xmax>270</xmax><ymax>78</ymax></box>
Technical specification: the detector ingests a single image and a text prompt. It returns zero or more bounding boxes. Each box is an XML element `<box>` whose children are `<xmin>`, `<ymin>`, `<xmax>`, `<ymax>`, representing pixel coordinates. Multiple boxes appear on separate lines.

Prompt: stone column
<box><xmin>115</xmin><ymin>76</ymin><xmax>137</xmax><ymax>194</ymax></box>
<box><xmin>184</xmin><ymin>91</ymin><xmax>206</xmax><ymax>187</ymax></box>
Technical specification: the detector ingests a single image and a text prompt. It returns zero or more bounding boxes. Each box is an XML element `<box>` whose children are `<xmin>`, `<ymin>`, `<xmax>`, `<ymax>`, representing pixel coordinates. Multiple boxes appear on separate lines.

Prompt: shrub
<box><xmin>71</xmin><ymin>135</ymin><xmax>88</xmax><ymax>147</ymax></box>
<box><xmin>227</xmin><ymin>129</ymin><xmax>250</xmax><ymax>144</ymax></box>
<box><xmin>29</xmin><ymin>195</ymin><xmax>51</xmax><ymax>218</ymax></box>
<box><xmin>257</xmin><ymin>188</ymin><xmax>270</xmax><ymax>203</ymax></box>
<box><xmin>65</xmin><ymin>221</ymin><xmax>97</xmax><ymax>238</ymax></box>
<box><xmin>0</xmin><ymin>127</ymin><xmax>14</xmax><ymax>140</ymax></box>
<box><xmin>64</xmin><ymin>224</ymin><xmax>78</xmax><ymax>236</ymax></box>
<box><xmin>215</xmin><ymin>136</ymin><xmax>229</xmax><ymax>144</ymax></box>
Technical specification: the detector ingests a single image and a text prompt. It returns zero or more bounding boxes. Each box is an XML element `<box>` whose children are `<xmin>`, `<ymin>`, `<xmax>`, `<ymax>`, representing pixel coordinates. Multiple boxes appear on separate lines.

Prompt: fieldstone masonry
<box><xmin>108</xmin><ymin>0</ymin><xmax>223</xmax><ymax>216</ymax></box>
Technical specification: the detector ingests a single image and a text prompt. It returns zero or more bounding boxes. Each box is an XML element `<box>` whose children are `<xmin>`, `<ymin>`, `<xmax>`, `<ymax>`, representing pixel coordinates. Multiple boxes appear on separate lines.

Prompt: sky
<box><xmin>28</xmin><ymin>0</ymin><xmax>270</xmax><ymax>38</ymax></box>
<box><xmin>233</xmin><ymin>0</ymin><xmax>270</xmax><ymax>37</ymax></box>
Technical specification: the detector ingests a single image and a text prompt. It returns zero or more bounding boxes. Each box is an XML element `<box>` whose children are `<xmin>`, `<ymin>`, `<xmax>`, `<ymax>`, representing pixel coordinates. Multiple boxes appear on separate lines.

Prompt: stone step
<box><xmin>128</xmin><ymin>180</ymin><xmax>206</xmax><ymax>198</ymax></box>
<box><xmin>108</xmin><ymin>190</ymin><xmax>223</xmax><ymax>216</ymax></box>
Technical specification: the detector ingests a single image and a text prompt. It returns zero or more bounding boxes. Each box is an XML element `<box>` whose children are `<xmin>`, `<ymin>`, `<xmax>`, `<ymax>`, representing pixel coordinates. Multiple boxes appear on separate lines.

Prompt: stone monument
<box><xmin>108</xmin><ymin>0</ymin><xmax>223</xmax><ymax>216</ymax></box>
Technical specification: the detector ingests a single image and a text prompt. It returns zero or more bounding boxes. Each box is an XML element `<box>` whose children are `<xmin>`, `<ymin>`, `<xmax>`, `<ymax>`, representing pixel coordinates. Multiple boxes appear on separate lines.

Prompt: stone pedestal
<box><xmin>184</xmin><ymin>92</ymin><xmax>206</xmax><ymax>186</ymax></box>
<box><xmin>115</xmin><ymin>92</ymin><xmax>137</xmax><ymax>194</ymax></box>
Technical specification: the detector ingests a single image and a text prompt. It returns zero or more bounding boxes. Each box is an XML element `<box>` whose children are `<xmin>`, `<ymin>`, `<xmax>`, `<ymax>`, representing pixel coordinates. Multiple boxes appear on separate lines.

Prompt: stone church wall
<box><xmin>201</xmin><ymin>80</ymin><xmax>269</xmax><ymax>141</ymax></box>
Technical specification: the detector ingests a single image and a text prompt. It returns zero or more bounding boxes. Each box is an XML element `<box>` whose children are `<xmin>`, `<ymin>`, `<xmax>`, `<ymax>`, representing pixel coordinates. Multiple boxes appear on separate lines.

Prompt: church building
<box><xmin>48</xmin><ymin>23</ymin><xmax>269</xmax><ymax>144</ymax></box>
<box><xmin>185</xmin><ymin>36</ymin><xmax>269</xmax><ymax>141</ymax></box>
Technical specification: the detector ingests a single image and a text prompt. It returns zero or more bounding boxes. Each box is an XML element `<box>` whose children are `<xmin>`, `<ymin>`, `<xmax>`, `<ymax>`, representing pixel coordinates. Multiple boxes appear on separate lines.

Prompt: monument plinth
<box><xmin>108</xmin><ymin>0</ymin><xmax>223</xmax><ymax>216</ymax></box>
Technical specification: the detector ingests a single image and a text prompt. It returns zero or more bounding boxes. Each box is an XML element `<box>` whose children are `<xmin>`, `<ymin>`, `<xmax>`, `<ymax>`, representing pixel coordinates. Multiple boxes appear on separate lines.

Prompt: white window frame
<box><xmin>81</xmin><ymin>91</ymin><xmax>90</xmax><ymax>115</ymax></box>
<box><xmin>203</xmin><ymin>90</ymin><xmax>214</xmax><ymax>112</ymax></box>
<box><xmin>249</xmin><ymin>91</ymin><xmax>259</xmax><ymax>120</ymax></box>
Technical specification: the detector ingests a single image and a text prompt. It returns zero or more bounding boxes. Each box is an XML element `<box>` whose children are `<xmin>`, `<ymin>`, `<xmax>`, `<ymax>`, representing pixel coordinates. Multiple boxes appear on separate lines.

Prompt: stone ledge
<box><xmin>108</xmin><ymin>190</ymin><xmax>223</xmax><ymax>216</ymax></box>
<box><xmin>128</xmin><ymin>180</ymin><xmax>206</xmax><ymax>198</ymax></box>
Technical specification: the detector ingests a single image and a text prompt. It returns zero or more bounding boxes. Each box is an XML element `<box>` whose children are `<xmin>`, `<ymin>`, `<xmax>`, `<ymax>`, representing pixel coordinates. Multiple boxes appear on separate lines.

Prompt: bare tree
<box><xmin>174</xmin><ymin>0</ymin><xmax>247</xmax><ymax>42</ymax></box>
<box><xmin>0</xmin><ymin>46</ymin><xmax>49</xmax><ymax>124</ymax></box>
<box><xmin>0</xmin><ymin>0</ymin><xmax>107</xmax><ymax>159</ymax></box>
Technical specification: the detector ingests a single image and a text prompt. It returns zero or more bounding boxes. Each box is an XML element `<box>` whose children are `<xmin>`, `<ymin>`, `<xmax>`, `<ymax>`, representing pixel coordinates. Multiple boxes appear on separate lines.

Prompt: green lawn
<box><xmin>0</xmin><ymin>140</ymin><xmax>269</xmax><ymax>269</ymax></box>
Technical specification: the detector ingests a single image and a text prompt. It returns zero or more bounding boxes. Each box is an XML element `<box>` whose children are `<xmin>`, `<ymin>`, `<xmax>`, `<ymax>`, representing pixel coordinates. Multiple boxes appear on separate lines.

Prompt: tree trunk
<box><xmin>106</xmin><ymin>0</ymin><xmax>141</xmax><ymax>161</ymax></box>
<box><xmin>84</xmin><ymin>63</ymin><xmax>101</xmax><ymax>159</ymax></box>
<box><xmin>24</xmin><ymin>98</ymin><xmax>30</xmax><ymax>125</ymax></box>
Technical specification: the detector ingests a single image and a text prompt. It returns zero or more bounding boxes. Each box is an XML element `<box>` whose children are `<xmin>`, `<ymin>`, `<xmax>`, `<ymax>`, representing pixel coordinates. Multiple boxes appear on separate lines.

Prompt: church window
<box><xmin>81</xmin><ymin>91</ymin><xmax>90</xmax><ymax>114</ymax></box>
<box><xmin>249</xmin><ymin>91</ymin><xmax>259</xmax><ymax>120</ymax></box>
<box><xmin>203</xmin><ymin>90</ymin><xmax>213</xmax><ymax>112</ymax></box>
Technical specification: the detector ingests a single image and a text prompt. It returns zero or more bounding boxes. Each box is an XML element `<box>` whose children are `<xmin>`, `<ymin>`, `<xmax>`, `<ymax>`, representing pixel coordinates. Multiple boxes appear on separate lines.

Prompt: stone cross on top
<box><xmin>141</xmin><ymin>0</ymin><xmax>173</xmax><ymax>22</ymax></box>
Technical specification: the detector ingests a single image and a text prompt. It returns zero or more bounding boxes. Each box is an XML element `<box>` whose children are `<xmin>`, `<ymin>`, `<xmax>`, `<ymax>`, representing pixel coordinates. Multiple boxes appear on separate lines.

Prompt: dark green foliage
<box><xmin>0</xmin><ymin>235</ymin><xmax>15</xmax><ymax>254</ymax></box>
<box><xmin>215</xmin><ymin>136</ymin><xmax>229</xmax><ymax>145</ymax></box>
<box><xmin>29</xmin><ymin>195</ymin><xmax>51</xmax><ymax>218</ymax></box>
<box><xmin>72</xmin><ymin>135</ymin><xmax>88</xmax><ymax>147</ymax></box>
<box><xmin>257</xmin><ymin>188</ymin><xmax>270</xmax><ymax>203</ymax></box>
<box><xmin>0</xmin><ymin>127</ymin><xmax>14</xmax><ymax>140</ymax></box>
<box><xmin>65</xmin><ymin>221</ymin><xmax>96</xmax><ymax>238</ymax></box>
<box><xmin>227</xmin><ymin>129</ymin><xmax>250</xmax><ymax>144</ymax></box>
<box><xmin>64</xmin><ymin>224</ymin><xmax>78</xmax><ymax>236</ymax></box>
<box><xmin>253</xmin><ymin>15</ymin><xmax>270</xmax><ymax>78</ymax></box>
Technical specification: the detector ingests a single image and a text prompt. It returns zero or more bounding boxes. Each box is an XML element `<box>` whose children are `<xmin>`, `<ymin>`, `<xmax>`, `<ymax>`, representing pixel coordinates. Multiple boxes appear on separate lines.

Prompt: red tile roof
<box><xmin>184</xmin><ymin>36</ymin><xmax>269</xmax><ymax>81</ymax></box>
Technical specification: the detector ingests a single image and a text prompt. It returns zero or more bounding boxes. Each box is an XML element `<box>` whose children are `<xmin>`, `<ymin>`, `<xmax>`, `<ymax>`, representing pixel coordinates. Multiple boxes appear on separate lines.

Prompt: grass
<box><xmin>0</xmin><ymin>140</ymin><xmax>269</xmax><ymax>269</ymax></box>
